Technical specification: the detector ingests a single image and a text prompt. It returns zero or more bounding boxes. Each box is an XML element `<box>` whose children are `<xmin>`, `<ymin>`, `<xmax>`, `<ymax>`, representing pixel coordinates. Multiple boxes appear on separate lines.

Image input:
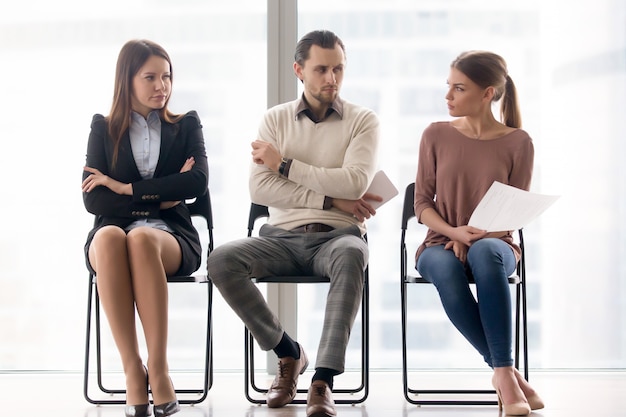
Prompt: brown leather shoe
<box><xmin>266</xmin><ymin>345</ymin><xmax>309</xmax><ymax>408</ymax></box>
<box><xmin>306</xmin><ymin>380</ymin><xmax>336</xmax><ymax>417</ymax></box>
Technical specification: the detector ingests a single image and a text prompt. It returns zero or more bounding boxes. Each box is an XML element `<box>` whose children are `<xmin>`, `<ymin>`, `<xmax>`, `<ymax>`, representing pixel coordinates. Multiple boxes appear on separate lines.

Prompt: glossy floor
<box><xmin>1</xmin><ymin>370</ymin><xmax>623</xmax><ymax>416</ymax></box>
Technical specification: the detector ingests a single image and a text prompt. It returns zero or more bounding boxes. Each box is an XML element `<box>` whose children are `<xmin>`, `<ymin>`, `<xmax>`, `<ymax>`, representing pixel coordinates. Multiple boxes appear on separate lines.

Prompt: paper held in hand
<box><xmin>364</xmin><ymin>170</ymin><xmax>399</xmax><ymax>209</ymax></box>
<box><xmin>468</xmin><ymin>181</ymin><xmax>560</xmax><ymax>232</ymax></box>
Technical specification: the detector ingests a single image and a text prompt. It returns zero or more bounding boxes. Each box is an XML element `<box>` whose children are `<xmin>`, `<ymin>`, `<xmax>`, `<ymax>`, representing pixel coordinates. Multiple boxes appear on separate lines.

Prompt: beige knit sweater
<box><xmin>249</xmin><ymin>97</ymin><xmax>380</xmax><ymax>235</ymax></box>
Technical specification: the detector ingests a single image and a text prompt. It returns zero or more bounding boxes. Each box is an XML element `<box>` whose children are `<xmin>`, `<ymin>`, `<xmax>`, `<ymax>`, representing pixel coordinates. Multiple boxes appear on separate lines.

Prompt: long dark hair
<box><xmin>451</xmin><ymin>50</ymin><xmax>521</xmax><ymax>128</ymax></box>
<box><xmin>107</xmin><ymin>39</ymin><xmax>182</xmax><ymax>168</ymax></box>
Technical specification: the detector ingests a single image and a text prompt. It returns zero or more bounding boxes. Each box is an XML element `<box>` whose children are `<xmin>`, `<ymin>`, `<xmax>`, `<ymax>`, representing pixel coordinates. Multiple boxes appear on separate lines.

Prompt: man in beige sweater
<box><xmin>208</xmin><ymin>30</ymin><xmax>380</xmax><ymax>417</ymax></box>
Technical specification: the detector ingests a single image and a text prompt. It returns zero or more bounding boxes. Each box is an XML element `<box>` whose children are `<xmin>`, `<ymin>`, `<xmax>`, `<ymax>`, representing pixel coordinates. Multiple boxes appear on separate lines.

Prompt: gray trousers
<box><xmin>207</xmin><ymin>223</ymin><xmax>368</xmax><ymax>373</ymax></box>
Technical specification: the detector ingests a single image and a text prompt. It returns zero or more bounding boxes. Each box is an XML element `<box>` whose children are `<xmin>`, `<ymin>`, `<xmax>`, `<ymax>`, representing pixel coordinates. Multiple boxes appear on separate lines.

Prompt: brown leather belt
<box><xmin>290</xmin><ymin>223</ymin><xmax>335</xmax><ymax>233</ymax></box>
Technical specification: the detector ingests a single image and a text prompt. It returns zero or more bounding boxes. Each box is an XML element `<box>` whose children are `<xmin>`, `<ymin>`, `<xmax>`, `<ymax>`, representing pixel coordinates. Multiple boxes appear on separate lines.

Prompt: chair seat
<box><xmin>167</xmin><ymin>275</ymin><xmax>210</xmax><ymax>284</ymax></box>
<box><xmin>83</xmin><ymin>190</ymin><xmax>214</xmax><ymax>405</ymax></box>
<box><xmin>400</xmin><ymin>182</ymin><xmax>528</xmax><ymax>406</ymax></box>
<box><xmin>244</xmin><ymin>203</ymin><xmax>369</xmax><ymax>405</ymax></box>
<box><xmin>404</xmin><ymin>274</ymin><xmax>521</xmax><ymax>285</ymax></box>
<box><xmin>252</xmin><ymin>275</ymin><xmax>329</xmax><ymax>284</ymax></box>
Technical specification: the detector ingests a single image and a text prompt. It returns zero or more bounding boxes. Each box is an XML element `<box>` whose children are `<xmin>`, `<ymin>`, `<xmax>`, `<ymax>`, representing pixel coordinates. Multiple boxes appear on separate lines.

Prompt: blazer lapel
<box><xmin>117</xmin><ymin>132</ymin><xmax>142</xmax><ymax>180</ymax></box>
<box><xmin>155</xmin><ymin>121</ymin><xmax>176</xmax><ymax>177</ymax></box>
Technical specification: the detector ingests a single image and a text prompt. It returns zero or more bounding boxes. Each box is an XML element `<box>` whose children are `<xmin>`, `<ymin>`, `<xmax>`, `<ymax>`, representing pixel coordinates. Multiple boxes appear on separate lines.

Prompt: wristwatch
<box><xmin>278</xmin><ymin>157</ymin><xmax>288</xmax><ymax>176</ymax></box>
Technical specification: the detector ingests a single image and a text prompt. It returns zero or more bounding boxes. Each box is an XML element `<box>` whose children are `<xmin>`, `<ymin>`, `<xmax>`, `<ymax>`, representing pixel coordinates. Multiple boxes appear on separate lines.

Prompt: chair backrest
<box><xmin>247</xmin><ymin>203</ymin><xmax>269</xmax><ymax>237</ymax></box>
<box><xmin>400</xmin><ymin>183</ymin><xmax>417</xmax><ymax>281</ymax></box>
<box><xmin>170</xmin><ymin>189</ymin><xmax>214</xmax><ymax>282</ymax></box>
<box><xmin>401</xmin><ymin>182</ymin><xmax>417</xmax><ymax>230</ymax></box>
<box><xmin>187</xmin><ymin>189</ymin><xmax>214</xmax><ymax>253</ymax></box>
<box><xmin>246</xmin><ymin>203</ymin><xmax>324</xmax><ymax>282</ymax></box>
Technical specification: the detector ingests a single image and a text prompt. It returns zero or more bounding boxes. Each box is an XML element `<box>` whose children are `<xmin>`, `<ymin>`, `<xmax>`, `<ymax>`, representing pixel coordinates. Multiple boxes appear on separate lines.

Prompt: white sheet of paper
<box><xmin>365</xmin><ymin>170</ymin><xmax>399</xmax><ymax>209</ymax></box>
<box><xmin>468</xmin><ymin>181</ymin><xmax>560</xmax><ymax>232</ymax></box>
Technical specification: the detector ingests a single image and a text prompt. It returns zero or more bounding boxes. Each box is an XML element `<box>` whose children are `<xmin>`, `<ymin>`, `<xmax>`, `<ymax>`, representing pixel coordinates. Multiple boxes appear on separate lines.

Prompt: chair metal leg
<box><xmin>84</xmin><ymin>276</ymin><xmax>94</xmax><ymax>404</ymax></box>
<box><xmin>84</xmin><ymin>276</ymin><xmax>126</xmax><ymax>404</ymax></box>
<box><xmin>518</xmin><ymin>280</ymin><xmax>528</xmax><ymax>381</ymax></box>
<box><xmin>84</xmin><ymin>278</ymin><xmax>213</xmax><ymax>405</ymax></box>
<box><xmin>84</xmin><ymin>274</ymin><xmax>123</xmax><ymax>404</ymax></box>
<box><xmin>402</xmin><ymin>279</ymin><xmax>526</xmax><ymax>405</ymax></box>
<box><xmin>244</xmin><ymin>279</ymin><xmax>369</xmax><ymax>404</ymax></box>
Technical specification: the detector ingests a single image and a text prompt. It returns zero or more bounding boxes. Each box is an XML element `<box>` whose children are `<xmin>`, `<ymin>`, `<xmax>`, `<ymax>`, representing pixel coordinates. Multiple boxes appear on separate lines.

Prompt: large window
<box><xmin>0</xmin><ymin>0</ymin><xmax>267</xmax><ymax>371</ymax></box>
<box><xmin>297</xmin><ymin>0</ymin><xmax>626</xmax><ymax>370</ymax></box>
<box><xmin>1</xmin><ymin>0</ymin><xmax>624</xmax><ymax>372</ymax></box>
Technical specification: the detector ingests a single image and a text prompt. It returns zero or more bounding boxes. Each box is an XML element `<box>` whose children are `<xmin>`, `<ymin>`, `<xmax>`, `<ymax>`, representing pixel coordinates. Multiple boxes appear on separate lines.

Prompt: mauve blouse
<box><xmin>413</xmin><ymin>121</ymin><xmax>534</xmax><ymax>262</ymax></box>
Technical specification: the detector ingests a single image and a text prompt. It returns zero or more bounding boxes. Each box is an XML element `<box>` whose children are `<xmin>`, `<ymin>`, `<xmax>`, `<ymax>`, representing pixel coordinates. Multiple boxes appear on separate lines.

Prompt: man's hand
<box><xmin>331</xmin><ymin>192</ymin><xmax>383</xmax><ymax>222</ymax></box>
<box><xmin>251</xmin><ymin>140</ymin><xmax>281</xmax><ymax>171</ymax></box>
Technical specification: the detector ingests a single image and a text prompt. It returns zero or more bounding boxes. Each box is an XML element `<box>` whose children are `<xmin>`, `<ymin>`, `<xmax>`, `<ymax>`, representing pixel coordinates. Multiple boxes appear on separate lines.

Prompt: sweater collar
<box><xmin>295</xmin><ymin>95</ymin><xmax>343</xmax><ymax>123</ymax></box>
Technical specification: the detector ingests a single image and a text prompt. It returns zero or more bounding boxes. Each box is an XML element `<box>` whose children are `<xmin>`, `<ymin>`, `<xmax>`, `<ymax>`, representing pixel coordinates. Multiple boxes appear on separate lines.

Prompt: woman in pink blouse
<box><xmin>413</xmin><ymin>51</ymin><xmax>543</xmax><ymax>416</ymax></box>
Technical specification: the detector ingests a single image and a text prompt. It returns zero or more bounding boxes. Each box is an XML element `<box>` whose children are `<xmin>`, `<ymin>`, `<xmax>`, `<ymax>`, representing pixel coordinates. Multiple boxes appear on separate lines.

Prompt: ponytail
<box><xmin>500</xmin><ymin>75</ymin><xmax>521</xmax><ymax>128</ymax></box>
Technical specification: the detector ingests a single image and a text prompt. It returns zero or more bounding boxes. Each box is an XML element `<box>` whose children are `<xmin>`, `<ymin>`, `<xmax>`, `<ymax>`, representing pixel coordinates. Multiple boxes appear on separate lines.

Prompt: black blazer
<box><xmin>83</xmin><ymin>111</ymin><xmax>209</xmax><ymax>276</ymax></box>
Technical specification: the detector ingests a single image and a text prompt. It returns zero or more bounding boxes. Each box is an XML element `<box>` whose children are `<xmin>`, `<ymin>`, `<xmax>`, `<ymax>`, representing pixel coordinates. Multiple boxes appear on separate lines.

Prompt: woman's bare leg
<box><xmin>126</xmin><ymin>227</ymin><xmax>182</xmax><ymax>405</ymax></box>
<box><xmin>89</xmin><ymin>226</ymin><xmax>148</xmax><ymax>406</ymax></box>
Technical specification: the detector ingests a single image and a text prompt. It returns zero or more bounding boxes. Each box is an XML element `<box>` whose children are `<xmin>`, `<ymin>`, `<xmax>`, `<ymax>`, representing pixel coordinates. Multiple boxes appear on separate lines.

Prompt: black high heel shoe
<box><xmin>153</xmin><ymin>377</ymin><xmax>180</xmax><ymax>417</ymax></box>
<box><xmin>125</xmin><ymin>365</ymin><xmax>152</xmax><ymax>417</ymax></box>
<box><xmin>153</xmin><ymin>400</ymin><xmax>180</xmax><ymax>417</ymax></box>
<box><xmin>125</xmin><ymin>404</ymin><xmax>152</xmax><ymax>417</ymax></box>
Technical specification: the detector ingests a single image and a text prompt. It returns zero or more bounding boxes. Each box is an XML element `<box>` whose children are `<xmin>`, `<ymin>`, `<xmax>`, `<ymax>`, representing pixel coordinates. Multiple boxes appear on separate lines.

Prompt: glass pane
<box><xmin>0</xmin><ymin>0</ymin><xmax>266</xmax><ymax>371</ymax></box>
<box><xmin>298</xmin><ymin>0</ymin><xmax>626</xmax><ymax>369</ymax></box>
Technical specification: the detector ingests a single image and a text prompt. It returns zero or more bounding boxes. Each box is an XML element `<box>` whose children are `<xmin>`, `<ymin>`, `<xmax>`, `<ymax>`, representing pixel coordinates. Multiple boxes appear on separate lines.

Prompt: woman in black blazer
<box><xmin>82</xmin><ymin>39</ymin><xmax>208</xmax><ymax>417</ymax></box>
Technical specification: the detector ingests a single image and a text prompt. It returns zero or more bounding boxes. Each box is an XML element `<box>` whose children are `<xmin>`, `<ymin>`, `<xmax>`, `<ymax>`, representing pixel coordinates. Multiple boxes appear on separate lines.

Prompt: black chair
<box><xmin>244</xmin><ymin>203</ymin><xmax>369</xmax><ymax>404</ymax></box>
<box><xmin>83</xmin><ymin>190</ymin><xmax>214</xmax><ymax>405</ymax></box>
<box><xmin>400</xmin><ymin>182</ymin><xmax>528</xmax><ymax>405</ymax></box>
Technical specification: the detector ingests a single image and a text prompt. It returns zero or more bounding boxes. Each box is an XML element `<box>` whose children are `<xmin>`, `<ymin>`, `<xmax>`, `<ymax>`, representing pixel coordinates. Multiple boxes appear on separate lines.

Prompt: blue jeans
<box><xmin>416</xmin><ymin>238</ymin><xmax>516</xmax><ymax>368</ymax></box>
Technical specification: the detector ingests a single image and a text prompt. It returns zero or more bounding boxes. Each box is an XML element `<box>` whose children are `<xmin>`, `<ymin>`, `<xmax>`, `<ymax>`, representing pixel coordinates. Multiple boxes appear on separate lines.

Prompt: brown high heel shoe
<box><xmin>513</xmin><ymin>369</ymin><xmax>544</xmax><ymax>410</ymax></box>
<box><xmin>495</xmin><ymin>387</ymin><xmax>531</xmax><ymax>416</ymax></box>
<box><xmin>525</xmin><ymin>392</ymin><xmax>545</xmax><ymax>411</ymax></box>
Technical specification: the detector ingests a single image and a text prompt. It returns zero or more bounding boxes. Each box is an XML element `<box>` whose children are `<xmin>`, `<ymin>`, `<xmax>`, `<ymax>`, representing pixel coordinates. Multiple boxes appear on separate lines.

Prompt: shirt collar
<box><xmin>295</xmin><ymin>95</ymin><xmax>343</xmax><ymax>123</ymax></box>
<box><xmin>131</xmin><ymin>110</ymin><xmax>161</xmax><ymax>125</ymax></box>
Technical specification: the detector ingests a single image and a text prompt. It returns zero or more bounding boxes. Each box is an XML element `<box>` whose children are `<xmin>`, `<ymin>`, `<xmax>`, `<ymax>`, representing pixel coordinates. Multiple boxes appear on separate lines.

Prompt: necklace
<box><xmin>452</xmin><ymin>119</ymin><xmax>500</xmax><ymax>140</ymax></box>
<box><xmin>460</xmin><ymin>124</ymin><xmax>483</xmax><ymax>140</ymax></box>
<box><xmin>462</xmin><ymin>120</ymin><xmax>498</xmax><ymax>140</ymax></box>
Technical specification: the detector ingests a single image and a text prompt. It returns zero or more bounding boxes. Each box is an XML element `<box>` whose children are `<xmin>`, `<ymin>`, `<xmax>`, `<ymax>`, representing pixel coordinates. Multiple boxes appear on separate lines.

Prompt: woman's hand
<box><xmin>443</xmin><ymin>225</ymin><xmax>489</xmax><ymax>262</ymax></box>
<box><xmin>444</xmin><ymin>240</ymin><xmax>469</xmax><ymax>263</ymax></box>
<box><xmin>161</xmin><ymin>157</ymin><xmax>196</xmax><ymax>210</ymax></box>
<box><xmin>179</xmin><ymin>156</ymin><xmax>195</xmax><ymax>173</ymax></box>
<box><xmin>484</xmin><ymin>230</ymin><xmax>511</xmax><ymax>239</ymax></box>
<box><xmin>160</xmin><ymin>201</ymin><xmax>180</xmax><ymax>209</ymax></box>
<box><xmin>449</xmin><ymin>225</ymin><xmax>487</xmax><ymax>247</ymax></box>
<box><xmin>82</xmin><ymin>166</ymin><xmax>131</xmax><ymax>195</ymax></box>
